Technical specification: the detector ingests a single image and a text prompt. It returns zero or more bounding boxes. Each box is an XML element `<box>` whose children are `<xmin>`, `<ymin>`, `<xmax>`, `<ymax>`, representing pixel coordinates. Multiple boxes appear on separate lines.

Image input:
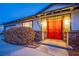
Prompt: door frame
<box><xmin>46</xmin><ymin>13</ymin><xmax>71</xmax><ymax>40</ymax></box>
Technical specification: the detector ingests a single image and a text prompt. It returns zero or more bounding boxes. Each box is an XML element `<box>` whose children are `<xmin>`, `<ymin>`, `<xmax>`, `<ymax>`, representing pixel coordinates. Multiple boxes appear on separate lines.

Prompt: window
<box><xmin>33</xmin><ymin>19</ymin><xmax>41</xmax><ymax>31</ymax></box>
<box><xmin>22</xmin><ymin>22</ymin><xmax>32</xmax><ymax>28</ymax></box>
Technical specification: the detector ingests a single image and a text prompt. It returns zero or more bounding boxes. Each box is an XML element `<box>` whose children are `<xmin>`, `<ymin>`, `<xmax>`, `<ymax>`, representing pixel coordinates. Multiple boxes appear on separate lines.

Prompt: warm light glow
<box><xmin>63</xmin><ymin>14</ymin><xmax>70</xmax><ymax>32</ymax></box>
<box><xmin>23</xmin><ymin>22</ymin><xmax>32</xmax><ymax>27</ymax></box>
<box><xmin>64</xmin><ymin>20</ymin><xmax>70</xmax><ymax>25</ymax></box>
<box><xmin>42</xmin><ymin>20</ymin><xmax>47</xmax><ymax>32</ymax></box>
<box><xmin>42</xmin><ymin>20</ymin><xmax>47</xmax><ymax>27</ymax></box>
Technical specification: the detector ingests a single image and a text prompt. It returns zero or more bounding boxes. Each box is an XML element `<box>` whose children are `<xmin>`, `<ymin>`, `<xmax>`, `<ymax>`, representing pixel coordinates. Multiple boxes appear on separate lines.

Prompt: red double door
<box><xmin>47</xmin><ymin>16</ymin><xmax>63</xmax><ymax>40</ymax></box>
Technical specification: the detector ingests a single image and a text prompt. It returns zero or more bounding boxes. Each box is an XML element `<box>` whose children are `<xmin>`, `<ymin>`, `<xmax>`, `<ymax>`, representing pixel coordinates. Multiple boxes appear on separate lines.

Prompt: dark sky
<box><xmin>0</xmin><ymin>3</ymin><xmax>50</xmax><ymax>24</ymax></box>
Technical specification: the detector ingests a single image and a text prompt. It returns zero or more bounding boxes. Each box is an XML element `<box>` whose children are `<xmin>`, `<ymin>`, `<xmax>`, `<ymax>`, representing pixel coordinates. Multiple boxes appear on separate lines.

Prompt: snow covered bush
<box><xmin>4</xmin><ymin>26</ymin><xmax>35</xmax><ymax>46</ymax></box>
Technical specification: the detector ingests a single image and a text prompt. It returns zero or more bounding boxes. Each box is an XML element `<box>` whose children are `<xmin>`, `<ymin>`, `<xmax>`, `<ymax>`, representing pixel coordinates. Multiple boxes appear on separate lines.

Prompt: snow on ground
<box><xmin>9</xmin><ymin>46</ymin><xmax>50</xmax><ymax>56</ymax></box>
<box><xmin>0</xmin><ymin>34</ymin><xmax>68</xmax><ymax>56</ymax></box>
<box><xmin>36</xmin><ymin>45</ymin><xmax>68</xmax><ymax>56</ymax></box>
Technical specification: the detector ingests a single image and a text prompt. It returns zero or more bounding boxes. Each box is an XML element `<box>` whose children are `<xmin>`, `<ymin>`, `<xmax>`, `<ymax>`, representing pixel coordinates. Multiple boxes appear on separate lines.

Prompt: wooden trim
<box><xmin>41</xmin><ymin>18</ymin><xmax>44</xmax><ymax>41</ymax></box>
<box><xmin>66</xmin><ymin>32</ymin><xmax>69</xmax><ymax>48</ymax></box>
<box><xmin>38</xmin><ymin>5</ymin><xmax>79</xmax><ymax>19</ymax></box>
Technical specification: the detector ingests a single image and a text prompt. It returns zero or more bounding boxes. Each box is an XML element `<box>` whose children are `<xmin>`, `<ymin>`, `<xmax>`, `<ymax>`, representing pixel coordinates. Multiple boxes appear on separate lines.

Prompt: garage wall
<box><xmin>71</xmin><ymin>10</ymin><xmax>79</xmax><ymax>31</ymax></box>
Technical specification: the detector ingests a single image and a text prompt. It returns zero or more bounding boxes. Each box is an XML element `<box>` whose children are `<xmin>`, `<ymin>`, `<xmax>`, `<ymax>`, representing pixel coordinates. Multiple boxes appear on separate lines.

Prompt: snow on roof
<box><xmin>44</xmin><ymin>3</ymin><xmax>76</xmax><ymax>12</ymax></box>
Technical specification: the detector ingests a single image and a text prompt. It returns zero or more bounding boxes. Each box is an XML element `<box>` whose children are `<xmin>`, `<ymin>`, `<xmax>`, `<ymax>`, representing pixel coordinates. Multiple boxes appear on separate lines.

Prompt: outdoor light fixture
<box><xmin>42</xmin><ymin>20</ymin><xmax>47</xmax><ymax>27</ymax></box>
<box><xmin>63</xmin><ymin>15</ymin><xmax>70</xmax><ymax>32</ymax></box>
<box><xmin>64</xmin><ymin>19</ymin><xmax>70</xmax><ymax>25</ymax></box>
<box><xmin>41</xmin><ymin>19</ymin><xmax>47</xmax><ymax>40</ymax></box>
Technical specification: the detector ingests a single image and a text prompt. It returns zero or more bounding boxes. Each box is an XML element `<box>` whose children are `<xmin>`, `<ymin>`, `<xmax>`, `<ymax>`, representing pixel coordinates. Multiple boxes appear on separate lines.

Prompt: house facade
<box><xmin>2</xmin><ymin>3</ymin><xmax>79</xmax><ymax>49</ymax></box>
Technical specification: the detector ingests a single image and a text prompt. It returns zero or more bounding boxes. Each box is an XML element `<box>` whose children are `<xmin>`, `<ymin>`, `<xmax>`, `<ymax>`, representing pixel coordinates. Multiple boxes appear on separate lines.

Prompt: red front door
<box><xmin>47</xmin><ymin>16</ymin><xmax>63</xmax><ymax>40</ymax></box>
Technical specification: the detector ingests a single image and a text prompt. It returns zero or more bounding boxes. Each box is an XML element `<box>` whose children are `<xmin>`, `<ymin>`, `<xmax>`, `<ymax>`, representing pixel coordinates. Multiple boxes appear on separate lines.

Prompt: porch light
<box><xmin>63</xmin><ymin>14</ymin><xmax>70</xmax><ymax>32</ymax></box>
<box><xmin>64</xmin><ymin>19</ymin><xmax>70</xmax><ymax>25</ymax></box>
<box><xmin>42</xmin><ymin>20</ymin><xmax>47</xmax><ymax>27</ymax></box>
<box><xmin>64</xmin><ymin>19</ymin><xmax>70</xmax><ymax>32</ymax></box>
<box><xmin>41</xmin><ymin>19</ymin><xmax>47</xmax><ymax>40</ymax></box>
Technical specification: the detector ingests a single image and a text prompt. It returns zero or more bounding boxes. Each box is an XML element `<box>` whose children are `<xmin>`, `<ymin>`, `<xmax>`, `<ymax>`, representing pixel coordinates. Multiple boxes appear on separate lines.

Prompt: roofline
<box><xmin>2</xmin><ymin>15</ymin><xmax>35</xmax><ymax>26</ymax></box>
<box><xmin>35</xmin><ymin>3</ymin><xmax>56</xmax><ymax>15</ymax></box>
<box><xmin>1</xmin><ymin>3</ymin><xmax>79</xmax><ymax>26</ymax></box>
<box><xmin>1</xmin><ymin>3</ymin><xmax>53</xmax><ymax>25</ymax></box>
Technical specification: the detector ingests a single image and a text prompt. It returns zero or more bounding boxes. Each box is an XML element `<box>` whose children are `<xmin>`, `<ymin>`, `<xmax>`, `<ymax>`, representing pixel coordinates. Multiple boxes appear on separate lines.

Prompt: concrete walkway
<box><xmin>0</xmin><ymin>35</ymin><xmax>68</xmax><ymax>56</ymax></box>
<box><xmin>41</xmin><ymin>39</ymin><xmax>72</xmax><ymax>49</ymax></box>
